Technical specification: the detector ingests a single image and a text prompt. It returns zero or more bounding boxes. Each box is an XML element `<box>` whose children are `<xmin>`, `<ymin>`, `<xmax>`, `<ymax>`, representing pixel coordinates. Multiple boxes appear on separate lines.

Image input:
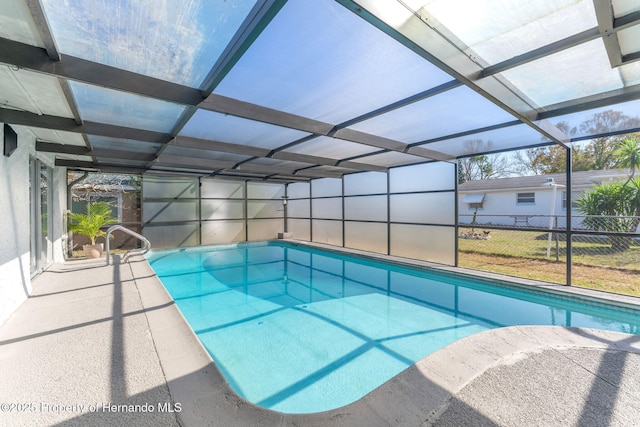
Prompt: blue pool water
<box><xmin>146</xmin><ymin>241</ymin><xmax>640</xmax><ymax>413</ymax></box>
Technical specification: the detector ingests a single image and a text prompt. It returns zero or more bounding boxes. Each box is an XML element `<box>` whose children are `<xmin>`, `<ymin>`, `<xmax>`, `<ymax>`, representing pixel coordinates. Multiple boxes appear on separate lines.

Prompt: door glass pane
<box><xmin>40</xmin><ymin>165</ymin><xmax>50</xmax><ymax>266</ymax></box>
<box><xmin>29</xmin><ymin>159</ymin><xmax>36</xmax><ymax>274</ymax></box>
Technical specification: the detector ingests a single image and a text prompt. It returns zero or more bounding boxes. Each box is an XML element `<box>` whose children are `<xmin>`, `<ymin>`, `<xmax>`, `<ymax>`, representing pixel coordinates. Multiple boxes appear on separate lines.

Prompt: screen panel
<box><xmin>389</xmin><ymin>162</ymin><xmax>455</xmax><ymax>193</ymax></box>
<box><xmin>201</xmin><ymin>179</ymin><xmax>245</xmax><ymax>199</ymax></box>
<box><xmin>344</xmin><ymin>196</ymin><xmax>387</xmax><ymax>222</ymax></box>
<box><xmin>288</xmin><ymin>182</ymin><xmax>310</xmax><ymax>198</ymax></box>
<box><xmin>288</xmin><ymin>219</ymin><xmax>311</xmax><ymax>241</ymax></box>
<box><xmin>391</xmin><ymin>192</ymin><xmax>455</xmax><ymax>225</ymax></box>
<box><xmin>142</xmin><ymin>224</ymin><xmax>198</xmax><ymax>248</ymax></box>
<box><xmin>311</xmin><ymin>177</ymin><xmax>342</xmax><ymax>197</ymax></box>
<box><xmin>344</xmin><ymin>222</ymin><xmax>387</xmax><ymax>254</ymax></box>
<box><xmin>247</xmin><ymin>182</ymin><xmax>285</xmax><ymax>199</ymax></box>
<box><xmin>343</xmin><ymin>171</ymin><xmax>387</xmax><ymax>195</ymax></box>
<box><xmin>142</xmin><ymin>200</ymin><xmax>198</xmax><ymax>222</ymax></box>
<box><xmin>201</xmin><ymin>200</ymin><xmax>244</xmax><ymax>220</ymax></box>
<box><xmin>143</xmin><ymin>176</ymin><xmax>198</xmax><ymax>199</ymax></box>
<box><xmin>312</xmin><ymin>220</ymin><xmax>343</xmax><ymax>246</ymax></box>
<box><xmin>390</xmin><ymin>224</ymin><xmax>455</xmax><ymax>265</ymax></box>
<box><xmin>201</xmin><ymin>220</ymin><xmax>245</xmax><ymax>245</ymax></box>
<box><xmin>248</xmin><ymin>219</ymin><xmax>282</xmax><ymax>240</ymax></box>
<box><xmin>312</xmin><ymin>197</ymin><xmax>342</xmax><ymax>220</ymax></box>
<box><xmin>288</xmin><ymin>199</ymin><xmax>311</xmax><ymax>218</ymax></box>
<box><xmin>247</xmin><ymin>200</ymin><xmax>283</xmax><ymax>219</ymax></box>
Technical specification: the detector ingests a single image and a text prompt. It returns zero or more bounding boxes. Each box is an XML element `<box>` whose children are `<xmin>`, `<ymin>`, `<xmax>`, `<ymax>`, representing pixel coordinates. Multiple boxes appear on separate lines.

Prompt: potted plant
<box><xmin>68</xmin><ymin>201</ymin><xmax>117</xmax><ymax>258</ymax></box>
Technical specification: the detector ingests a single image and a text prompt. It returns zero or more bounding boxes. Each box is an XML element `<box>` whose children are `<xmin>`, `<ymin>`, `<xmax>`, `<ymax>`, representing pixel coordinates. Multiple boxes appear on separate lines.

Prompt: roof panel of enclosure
<box><xmin>39</xmin><ymin>0</ymin><xmax>259</xmax><ymax>88</ymax></box>
<box><xmin>214</xmin><ymin>0</ymin><xmax>453</xmax><ymax>123</ymax></box>
<box><xmin>0</xmin><ymin>0</ymin><xmax>638</xmax><ymax>181</ymax></box>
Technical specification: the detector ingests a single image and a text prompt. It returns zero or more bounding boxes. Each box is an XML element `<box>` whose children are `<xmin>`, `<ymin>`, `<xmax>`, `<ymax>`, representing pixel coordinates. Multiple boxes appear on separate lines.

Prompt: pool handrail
<box><xmin>105</xmin><ymin>225</ymin><xmax>151</xmax><ymax>265</ymax></box>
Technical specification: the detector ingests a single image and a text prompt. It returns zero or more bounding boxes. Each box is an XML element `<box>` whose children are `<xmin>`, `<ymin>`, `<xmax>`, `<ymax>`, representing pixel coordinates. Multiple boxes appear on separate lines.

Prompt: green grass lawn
<box><xmin>458</xmin><ymin>229</ymin><xmax>640</xmax><ymax>271</ymax></box>
<box><xmin>458</xmin><ymin>228</ymin><xmax>640</xmax><ymax>295</ymax></box>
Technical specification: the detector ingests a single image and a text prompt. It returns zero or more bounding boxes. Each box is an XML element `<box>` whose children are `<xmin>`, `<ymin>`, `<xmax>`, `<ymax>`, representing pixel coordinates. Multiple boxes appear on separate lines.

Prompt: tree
<box><xmin>616</xmin><ymin>137</ymin><xmax>640</xmax><ymax>182</ymax></box>
<box><xmin>514</xmin><ymin>112</ymin><xmax>640</xmax><ymax>174</ymax></box>
<box><xmin>513</xmin><ymin>144</ymin><xmax>591</xmax><ymax>175</ymax></box>
<box><xmin>457</xmin><ymin>154</ymin><xmax>515</xmax><ymax>183</ymax></box>
<box><xmin>576</xmin><ymin>137</ymin><xmax>640</xmax><ymax>251</ymax></box>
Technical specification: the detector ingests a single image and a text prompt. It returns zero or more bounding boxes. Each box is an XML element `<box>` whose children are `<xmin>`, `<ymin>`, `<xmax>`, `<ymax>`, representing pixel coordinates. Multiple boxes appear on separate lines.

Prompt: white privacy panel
<box><xmin>201</xmin><ymin>178</ymin><xmax>245</xmax><ymax>199</ymax></box>
<box><xmin>288</xmin><ymin>182</ymin><xmax>310</xmax><ymax>198</ymax></box>
<box><xmin>201</xmin><ymin>200</ymin><xmax>244</xmax><ymax>220</ymax></box>
<box><xmin>288</xmin><ymin>219</ymin><xmax>311</xmax><ymax>241</ymax></box>
<box><xmin>390</xmin><ymin>224</ymin><xmax>455</xmax><ymax>265</ymax></box>
<box><xmin>312</xmin><ymin>197</ymin><xmax>342</xmax><ymax>220</ymax></box>
<box><xmin>201</xmin><ymin>220</ymin><xmax>245</xmax><ymax>244</ymax></box>
<box><xmin>143</xmin><ymin>200</ymin><xmax>198</xmax><ymax>222</ymax></box>
<box><xmin>344</xmin><ymin>195</ymin><xmax>387</xmax><ymax>221</ymax></box>
<box><xmin>344</xmin><ymin>171</ymin><xmax>387</xmax><ymax>195</ymax></box>
<box><xmin>288</xmin><ymin>199</ymin><xmax>311</xmax><ymax>217</ymax></box>
<box><xmin>344</xmin><ymin>222</ymin><xmax>388</xmax><ymax>254</ymax></box>
<box><xmin>248</xmin><ymin>219</ymin><xmax>283</xmax><ymax>240</ymax></box>
<box><xmin>248</xmin><ymin>200</ymin><xmax>283</xmax><ymax>219</ymax></box>
<box><xmin>247</xmin><ymin>182</ymin><xmax>285</xmax><ymax>199</ymax></box>
<box><xmin>390</xmin><ymin>192</ymin><xmax>455</xmax><ymax>225</ymax></box>
<box><xmin>143</xmin><ymin>224</ymin><xmax>198</xmax><ymax>248</ymax></box>
<box><xmin>312</xmin><ymin>220</ymin><xmax>343</xmax><ymax>246</ymax></box>
<box><xmin>389</xmin><ymin>162</ymin><xmax>455</xmax><ymax>193</ymax></box>
<box><xmin>311</xmin><ymin>177</ymin><xmax>343</xmax><ymax>197</ymax></box>
<box><xmin>143</xmin><ymin>175</ymin><xmax>198</xmax><ymax>198</ymax></box>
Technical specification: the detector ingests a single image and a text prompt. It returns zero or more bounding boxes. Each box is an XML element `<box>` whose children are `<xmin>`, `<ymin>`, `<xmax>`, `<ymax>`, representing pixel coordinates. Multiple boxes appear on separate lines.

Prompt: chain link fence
<box><xmin>458</xmin><ymin>214</ymin><xmax>640</xmax><ymax>294</ymax></box>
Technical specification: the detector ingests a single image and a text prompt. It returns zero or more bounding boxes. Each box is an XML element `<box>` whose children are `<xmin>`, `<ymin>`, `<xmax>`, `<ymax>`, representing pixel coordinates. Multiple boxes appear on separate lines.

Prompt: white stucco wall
<box><xmin>0</xmin><ymin>124</ymin><xmax>66</xmax><ymax>325</ymax></box>
<box><xmin>459</xmin><ymin>188</ymin><xmax>567</xmax><ymax>228</ymax></box>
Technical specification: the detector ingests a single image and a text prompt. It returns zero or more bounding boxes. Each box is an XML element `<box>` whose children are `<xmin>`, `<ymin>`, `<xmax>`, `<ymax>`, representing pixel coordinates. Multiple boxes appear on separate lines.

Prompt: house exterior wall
<box><xmin>459</xmin><ymin>187</ymin><xmax>569</xmax><ymax>228</ymax></box>
<box><xmin>0</xmin><ymin>124</ymin><xmax>66</xmax><ymax>325</ymax></box>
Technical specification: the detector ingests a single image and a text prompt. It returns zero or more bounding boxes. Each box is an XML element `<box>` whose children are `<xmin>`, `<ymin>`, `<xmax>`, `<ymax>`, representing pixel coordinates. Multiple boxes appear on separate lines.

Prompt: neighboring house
<box><xmin>458</xmin><ymin>169</ymin><xmax>632</xmax><ymax>229</ymax></box>
<box><xmin>70</xmin><ymin>180</ymin><xmax>141</xmax><ymax>251</ymax></box>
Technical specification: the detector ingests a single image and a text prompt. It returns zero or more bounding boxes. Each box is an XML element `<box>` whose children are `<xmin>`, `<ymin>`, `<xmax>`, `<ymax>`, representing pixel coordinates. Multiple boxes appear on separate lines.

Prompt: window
<box><xmin>462</xmin><ymin>193</ymin><xmax>485</xmax><ymax>210</ymax></box>
<box><xmin>517</xmin><ymin>192</ymin><xmax>535</xmax><ymax>204</ymax></box>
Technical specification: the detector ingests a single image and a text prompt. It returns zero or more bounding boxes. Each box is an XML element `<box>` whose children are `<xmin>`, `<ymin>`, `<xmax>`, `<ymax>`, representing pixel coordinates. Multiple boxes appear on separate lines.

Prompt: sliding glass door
<box><xmin>29</xmin><ymin>158</ymin><xmax>52</xmax><ymax>275</ymax></box>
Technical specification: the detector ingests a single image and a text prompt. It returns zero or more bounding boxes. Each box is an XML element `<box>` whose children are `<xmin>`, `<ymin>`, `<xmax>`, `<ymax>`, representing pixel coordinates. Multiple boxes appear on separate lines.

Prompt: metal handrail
<box><xmin>105</xmin><ymin>225</ymin><xmax>151</xmax><ymax>265</ymax></box>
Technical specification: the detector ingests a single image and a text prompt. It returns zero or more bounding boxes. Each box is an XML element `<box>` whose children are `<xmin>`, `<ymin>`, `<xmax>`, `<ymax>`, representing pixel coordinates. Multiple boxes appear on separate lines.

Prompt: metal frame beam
<box><xmin>36</xmin><ymin>141</ymin><xmax>89</xmax><ymax>155</ymax></box>
<box><xmin>0</xmin><ymin>36</ymin><xmax>452</xmax><ymax>163</ymax></box>
<box><xmin>25</xmin><ymin>0</ymin><xmax>60</xmax><ymax>61</ymax></box>
<box><xmin>594</xmin><ymin>0</ymin><xmax>622</xmax><ymax>68</ymax></box>
<box><xmin>0</xmin><ymin>107</ymin><xmax>170</xmax><ymax>143</ymax></box>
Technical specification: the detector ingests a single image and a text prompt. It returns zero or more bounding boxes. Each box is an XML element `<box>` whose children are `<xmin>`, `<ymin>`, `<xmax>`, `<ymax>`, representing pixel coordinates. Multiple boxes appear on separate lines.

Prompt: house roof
<box><xmin>458</xmin><ymin>169</ymin><xmax>632</xmax><ymax>192</ymax></box>
<box><xmin>1</xmin><ymin>1</ymin><xmax>640</xmax><ymax>182</ymax></box>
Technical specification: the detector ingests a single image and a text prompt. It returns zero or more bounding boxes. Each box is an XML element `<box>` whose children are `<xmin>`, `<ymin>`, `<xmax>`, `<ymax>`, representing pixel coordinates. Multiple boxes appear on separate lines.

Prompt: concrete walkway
<box><xmin>1</xmin><ymin>256</ymin><xmax>640</xmax><ymax>426</ymax></box>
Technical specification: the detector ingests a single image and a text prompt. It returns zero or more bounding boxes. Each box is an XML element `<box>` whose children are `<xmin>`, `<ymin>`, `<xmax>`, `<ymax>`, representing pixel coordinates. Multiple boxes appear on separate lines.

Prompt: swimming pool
<box><xmin>146</xmin><ymin>241</ymin><xmax>640</xmax><ymax>414</ymax></box>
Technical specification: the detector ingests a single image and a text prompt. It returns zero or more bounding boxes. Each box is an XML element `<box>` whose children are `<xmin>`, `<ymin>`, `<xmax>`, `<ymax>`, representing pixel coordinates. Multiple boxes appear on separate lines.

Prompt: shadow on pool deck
<box><xmin>1</xmin><ymin>253</ymin><xmax>640</xmax><ymax>426</ymax></box>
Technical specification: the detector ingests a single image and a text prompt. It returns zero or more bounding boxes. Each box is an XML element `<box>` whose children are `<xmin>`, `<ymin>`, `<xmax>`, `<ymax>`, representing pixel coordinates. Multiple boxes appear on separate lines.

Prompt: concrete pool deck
<box><xmin>1</xmin><ymin>252</ymin><xmax>640</xmax><ymax>426</ymax></box>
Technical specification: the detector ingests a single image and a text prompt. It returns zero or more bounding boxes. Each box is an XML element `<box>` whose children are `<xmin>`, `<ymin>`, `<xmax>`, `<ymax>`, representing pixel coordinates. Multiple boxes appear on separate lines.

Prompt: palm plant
<box><xmin>616</xmin><ymin>136</ymin><xmax>640</xmax><ymax>183</ymax></box>
<box><xmin>577</xmin><ymin>177</ymin><xmax>640</xmax><ymax>251</ymax></box>
<box><xmin>577</xmin><ymin>137</ymin><xmax>640</xmax><ymax>251</ymax></box>
<box><xmin>68</xmin><ymin>201</ymin><xmax>117</xmax><ymax>245</ymax></box>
